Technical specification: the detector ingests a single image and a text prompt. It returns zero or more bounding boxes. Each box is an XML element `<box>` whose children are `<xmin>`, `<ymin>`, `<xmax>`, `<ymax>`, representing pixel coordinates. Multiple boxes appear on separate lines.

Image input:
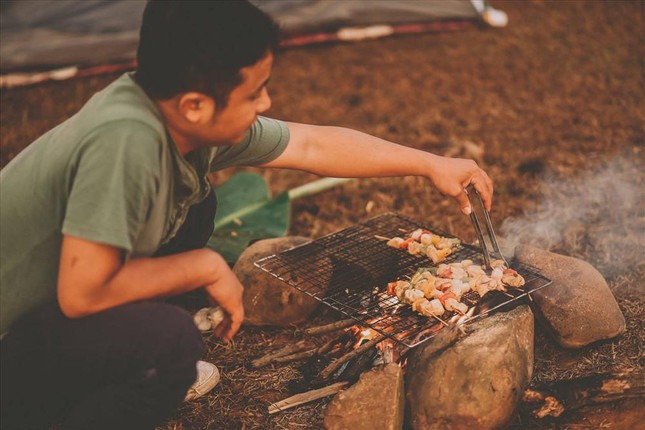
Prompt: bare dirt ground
<box><xmin>1</xmin><ymin>1</ymin><xmax>643</xmax><ymax>429</ymax></box>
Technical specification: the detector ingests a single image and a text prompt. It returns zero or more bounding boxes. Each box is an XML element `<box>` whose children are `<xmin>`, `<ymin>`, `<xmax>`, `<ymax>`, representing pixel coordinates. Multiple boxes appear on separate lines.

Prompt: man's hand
<box><xmin>427</xmin><ymin>155</ymin><xmax>494</xmax><ymax>215</ymax></box>
<box><xmin>203</xmin><ymin>255</ymin><xmax>245</xmax><ymax>342</ymax></box>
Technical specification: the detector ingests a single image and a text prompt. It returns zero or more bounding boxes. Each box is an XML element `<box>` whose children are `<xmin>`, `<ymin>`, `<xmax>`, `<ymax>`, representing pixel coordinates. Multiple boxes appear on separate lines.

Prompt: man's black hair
<box><xmin>135</xmin><ymin>0</ymin><xmax>279</xmax><ymax>106</ymax></box>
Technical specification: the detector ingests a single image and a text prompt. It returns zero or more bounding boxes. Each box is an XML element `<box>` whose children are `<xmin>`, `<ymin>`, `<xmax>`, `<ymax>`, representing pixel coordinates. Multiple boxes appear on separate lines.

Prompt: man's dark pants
<box><xmin>1</xmin><ymin>191</ymin><xmax>217</xmax><ymax>430</ymax></box>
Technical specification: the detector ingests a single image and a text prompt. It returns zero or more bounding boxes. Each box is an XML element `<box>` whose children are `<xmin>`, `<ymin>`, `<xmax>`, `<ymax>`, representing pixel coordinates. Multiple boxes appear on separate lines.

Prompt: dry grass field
<box><xmin>1</xmin><ymin>1</ymin><xmax>643</xmax><ymax>429</ymax></box>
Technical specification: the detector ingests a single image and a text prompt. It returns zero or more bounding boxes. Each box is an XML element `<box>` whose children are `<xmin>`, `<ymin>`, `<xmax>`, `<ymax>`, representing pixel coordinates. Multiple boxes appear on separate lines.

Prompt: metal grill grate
<box><xmin>255</xmin><ymin>212</ymin><xmax>552</xmax><ymax>347</ymax></box>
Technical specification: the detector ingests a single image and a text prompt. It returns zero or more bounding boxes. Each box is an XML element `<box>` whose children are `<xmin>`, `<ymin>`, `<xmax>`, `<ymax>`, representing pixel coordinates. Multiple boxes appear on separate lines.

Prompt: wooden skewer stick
<box><xmin>373</xmin><ymin>234</ymin><xmax>390</xmax><ymax>241</ymax></box>
<box><xmin>250</xmin><ymin>340</ymin><xmax>309</xmax><ymax>369</ymax></box>
<box><xmin>431</xmin><ymin>314</ymin><xmax>450</xmax><ymax>327</ymax></box>
<box><xmin>304</xmin><ymin>319</ymin><xmax>356</xmax><ymax>335</ymax></box>
<box><xmin>268</xmin><ymin>381</ymin><xmax>350</xmax><ymax>414</ymax></box>
<box><xmin>320</xmin><ymin>334</ymin><xmax>387</xmax><ymax>380</ymax></box>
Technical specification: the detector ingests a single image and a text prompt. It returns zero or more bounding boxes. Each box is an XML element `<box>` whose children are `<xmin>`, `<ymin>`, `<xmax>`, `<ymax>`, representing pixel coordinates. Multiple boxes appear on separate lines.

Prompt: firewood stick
<box><xmin>250</xmin><ymin>340</ymin><xmax>308</xmax><ymax>369</ymax></box>
<box><xmin>268</xmin><ymin>381</ymin><xmax>350</xmax><ymax>414</ymax></box>
<box><xmin>522</xmin><ymin>369</ymin><xmax>645</xmax><ymax>419</ymax></box>
<box><xmin>320</xmin><ymin>334</ymin><xmax>387</xmax><ymax>380</ymax></box>
<box><xmin>316</xmin><ymin>333</ymin><xmax>350</xmax><ymax>356</ymax></box>
<box><xmin>272</xmin><ymin>348</ymin><xmax>318</xmax><ymax>364</ymax></box>
<box><xmin>344</xmin><ymin>348</ymin><xmax>379</xmax><ymax>381</ymax></box>
<box><xmin>304</xmin><ymin>319</ymin><xmax>356</xmax><ymax>335</ymax></box>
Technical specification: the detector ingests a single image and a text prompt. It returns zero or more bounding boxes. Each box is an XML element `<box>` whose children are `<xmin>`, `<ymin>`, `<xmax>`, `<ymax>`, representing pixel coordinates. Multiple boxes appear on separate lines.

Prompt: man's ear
<box><xmin>177</xmin><ymin>92</ymin><xmax>216</xmax><ymax>123</ymax></box>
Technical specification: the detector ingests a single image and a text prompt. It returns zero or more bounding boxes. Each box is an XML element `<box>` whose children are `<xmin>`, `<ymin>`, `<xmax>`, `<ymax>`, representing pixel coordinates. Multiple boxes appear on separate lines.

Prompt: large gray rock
<box><xmin>324</xmin><ymin>363</ymin><xmax>405</xmax><ymax>430</ymax></box>
<box><xmin>233</xmin><ymin>236</ymin><xmax>325</xmax><ymax>327</ymax></box>
<box><xmin>406</xmin><ymin>305</ymin><xmax>534</xmax><ymax>430</ymax></box>
<box><xmin>515</xmin><ymin>245</ymin><xmax>626</xmax><ymax>348</ymax></box>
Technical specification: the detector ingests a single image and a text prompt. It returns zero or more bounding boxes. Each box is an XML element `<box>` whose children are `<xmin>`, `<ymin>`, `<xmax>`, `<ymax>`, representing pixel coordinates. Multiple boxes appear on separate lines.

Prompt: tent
<box><xmin>0</xmin><ymin>0</ymin><xmax>506</xmax><ymax>88</ymax></box>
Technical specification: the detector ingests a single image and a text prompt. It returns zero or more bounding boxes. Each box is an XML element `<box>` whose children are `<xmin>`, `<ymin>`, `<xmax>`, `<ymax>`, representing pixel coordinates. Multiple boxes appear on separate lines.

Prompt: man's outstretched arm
<box><xmin>261</xmin><ymin>122</ymin><xmax>493</xmax><ymax>215</ymax></box>
<box><xmin>57</xmin><ymin>235</ymin><xmax>243</xmax><ymax>341</ymax></box>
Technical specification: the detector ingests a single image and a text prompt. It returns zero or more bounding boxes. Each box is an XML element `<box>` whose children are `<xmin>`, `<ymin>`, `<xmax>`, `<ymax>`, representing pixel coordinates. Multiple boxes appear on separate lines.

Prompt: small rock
<box><xmin>193</xmin><ymin>306</ymin><xmax>225</xmax><ymax>332</ymax></box>
<box><xmin>324</xmin><ymin>363</ymin><xmax>404</xmax><ymax>430</ymax></box>
<box><xmin>208</xmin><ymin>307</ymin><xmax>225</xmax><ymax>330</ymax></box>
<box><xmin>406</xmin><ymin>305</ymin><xmax>534</xmax><ymax>430</ymax></box>
<box><xmin>515</xmin><ymin>245</ymin><xmax>626</xmax><ymax>348</ymax></box>
<box><xmin>193</xmin><ymin>308</ymin><xmax>212</xmax><ymax>332</ymax></box>
<box><xmin>233</xmin><ymin>236</ymin><xmax>326</xmax><ymax>327</ymax></box>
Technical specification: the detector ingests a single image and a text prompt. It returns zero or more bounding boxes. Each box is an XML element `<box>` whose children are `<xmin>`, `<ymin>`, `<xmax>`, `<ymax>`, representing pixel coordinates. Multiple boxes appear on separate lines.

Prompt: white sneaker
<box><xmin>482</xmin><ymin>7</ymin><xmax>509</xmax><ymax>28</ymax></box>
<box><xmin>184</xmin><ymin>360</ymin><xmax>220</xmax><ymax>401</ymax></box>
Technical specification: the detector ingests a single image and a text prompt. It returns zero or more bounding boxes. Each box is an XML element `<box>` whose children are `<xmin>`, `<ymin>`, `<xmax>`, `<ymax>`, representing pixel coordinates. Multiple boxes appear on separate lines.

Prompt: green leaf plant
<box><xmin>206</xmin><ymin>172</ymin><xmax>353</xmax><ymax>264</ymax></box>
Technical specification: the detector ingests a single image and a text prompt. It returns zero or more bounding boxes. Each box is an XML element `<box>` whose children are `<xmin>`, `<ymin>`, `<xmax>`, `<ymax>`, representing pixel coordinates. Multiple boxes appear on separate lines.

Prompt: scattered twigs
<box><xmin>268</xmin><ymin>381</ymin><xmax>350</xmax><ymax>414</ymax></box>
<box><xmin>320</xmin><ymin>334</ymin><xmax>387</xmax><ymax>380</ymax></box>
<box><xmin>305</xmin><ymin>319</ymin><xmax>356</xmax><ymax>335</ymax></box>
<box><xmin>522</xmin><ymin>369</ymin><xmax>645</xmax><ymax>419</ymax></box>
<box><xmin>272</xmin><ymin>349</ymin><xmax>318</xmax><ymax>364</ymax></box>
<box><xmin>250</xmin><ymin>340</ymin><xmax>309</xmax><ymax>369</ymax></box>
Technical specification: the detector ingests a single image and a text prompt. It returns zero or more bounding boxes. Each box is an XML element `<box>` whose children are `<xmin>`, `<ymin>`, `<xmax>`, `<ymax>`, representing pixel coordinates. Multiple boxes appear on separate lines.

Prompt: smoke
<box><xmin>500</xmin><ymin>150</ymin><xmax>644</xmax><ymax>279</ymax></box>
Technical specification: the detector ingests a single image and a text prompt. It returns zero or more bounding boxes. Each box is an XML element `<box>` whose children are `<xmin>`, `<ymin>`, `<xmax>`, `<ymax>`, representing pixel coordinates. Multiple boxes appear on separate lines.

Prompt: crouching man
<box><xmin>0</xmin><ymin>1</ymin><xmax>492</xmax><ymax>429</ymax></box>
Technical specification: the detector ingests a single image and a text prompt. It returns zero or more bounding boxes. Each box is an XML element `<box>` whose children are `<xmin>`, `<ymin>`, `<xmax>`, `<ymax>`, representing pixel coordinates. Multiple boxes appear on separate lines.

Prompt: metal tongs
<box><xmin>465</xmin><ymin>184</ymin><xmax>508</xmax><ymax>269</ymax></box>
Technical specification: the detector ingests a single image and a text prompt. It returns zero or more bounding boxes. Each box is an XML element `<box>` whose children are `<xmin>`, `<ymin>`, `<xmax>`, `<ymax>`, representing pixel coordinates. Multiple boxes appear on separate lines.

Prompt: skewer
<box><xmin>374</xmin><ymin>234</ymin><xmax>390</xmax><ymax>241</ymax></box>
<box><xmin>431</xmin><ymin>314</ymin><xmax>450</xmax><ymax>327</ymax></box>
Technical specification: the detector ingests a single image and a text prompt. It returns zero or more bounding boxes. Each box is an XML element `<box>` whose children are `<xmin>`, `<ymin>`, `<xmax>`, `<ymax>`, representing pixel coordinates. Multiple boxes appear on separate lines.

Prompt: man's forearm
<box><xmin>267</xmin><ymin>122</ymin><xmax>493</xmax><ymax>213</ymax></box>
<box><xmin>97</xmin><ymin>249</ymin><xmax>223</xmax><ymax>310</ymax></box>
<box><xmin>58</xmin><ymin>235</ymin><xmax>225</xmax><ymax>318</ymax></box>
<box><xmin>276</xmin><ymin>124</ymin><xmax>439</xmax><ymax>179</ymax></box>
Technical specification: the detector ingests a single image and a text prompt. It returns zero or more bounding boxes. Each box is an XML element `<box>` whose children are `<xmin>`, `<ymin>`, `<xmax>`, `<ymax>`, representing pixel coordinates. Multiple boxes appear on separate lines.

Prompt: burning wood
<box><xmin>320</xmin><ymin>333</ymin><xmax>387</xmax><ymax>381</ymax></box>
<box><xmin>522</xmin><ymin>369</ymin><xmax>645</xmax><ymax>418</ymax></box>
<box><xmin>316</xmin><ymin>331</ymin><xmax>354</xmax><ymax>356</ymax></box>
<box><xmin>375</xmin><ymin>339</ymin><xmax>396</xmax><ymax>365</ymax></box>
<box><xmin>343</xmin><ymin>346</ymin><xmax>379</xmax><ymax>382</ymax></box>
<box><xmin>253</xmin><ymin>318</ymin><xmax>465</xmax><ymax>416</ymax></box>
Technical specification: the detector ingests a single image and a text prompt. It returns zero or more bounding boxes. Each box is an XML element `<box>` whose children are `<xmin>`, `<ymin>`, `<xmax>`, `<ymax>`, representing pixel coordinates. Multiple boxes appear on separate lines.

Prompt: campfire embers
<box><xmin>260</xmin><ymin>317</ymin><xmax>463</xmax><ymax>415</ymax></box>
<box><xmin>261</xmin><ymin>320</ymin><xmax>401</xmax><ymax>414</ymax></box>
<box><xmin>257</xmin><ymin>313</ymin><xmax>457</xmax><ymax>388</ymax></box>
<box><xmin>253</xmin><ymin>287</ymin><xmax>518</xmax><ymax>384</ymax></box>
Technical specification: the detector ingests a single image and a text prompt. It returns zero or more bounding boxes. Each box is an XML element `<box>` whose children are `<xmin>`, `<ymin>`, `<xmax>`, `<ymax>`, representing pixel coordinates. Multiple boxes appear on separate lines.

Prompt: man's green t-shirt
<box><xmin>0</xmin><ymin>73</ymin><xmax>290</xmax><ymax>334</ymax></box>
